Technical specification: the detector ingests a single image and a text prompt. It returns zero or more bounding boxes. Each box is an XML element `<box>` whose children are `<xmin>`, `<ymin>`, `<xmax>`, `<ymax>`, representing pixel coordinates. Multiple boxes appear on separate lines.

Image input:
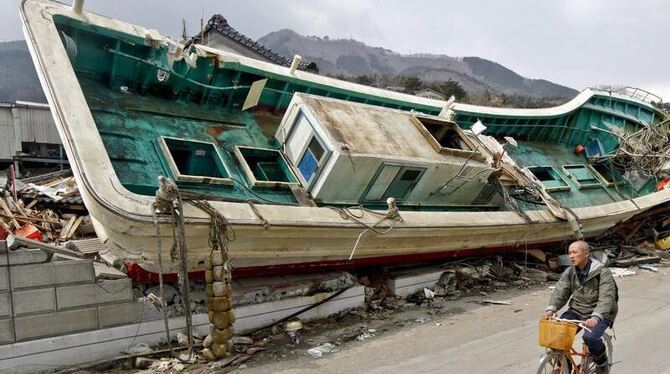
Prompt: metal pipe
<box><xmin>289</xmin><ymin>55</ymin><xmax>302</xmax><ymax>75</ymax></box>
<box><xmin>72</xmin><ymin>0</ymin><xmax>84</xmax><ymax>14</ymax></box>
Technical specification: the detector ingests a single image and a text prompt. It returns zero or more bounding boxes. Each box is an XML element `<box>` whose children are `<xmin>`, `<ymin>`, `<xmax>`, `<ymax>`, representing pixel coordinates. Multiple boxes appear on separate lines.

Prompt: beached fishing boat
<box><xmin>20</xmin><ymin>0</ymin><xmax>670</xmax><ymax>279</ymax></box>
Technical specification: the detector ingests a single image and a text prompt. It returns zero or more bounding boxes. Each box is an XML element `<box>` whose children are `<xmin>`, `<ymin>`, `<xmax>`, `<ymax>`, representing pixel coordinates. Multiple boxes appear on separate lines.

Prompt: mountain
<box><xmin>0</xmin><ymin>40</ymin><xmax>46</xmax><ymax>103</ymax></box>
<box><xmin>258</xmin><ymin>29</ymin><xmax>578</xmax><ymax>99</ymax></box>
<box><xmin>0</xmin><ymin>32</ymin><xmax>578</xmax><ymax>103</ymax></box>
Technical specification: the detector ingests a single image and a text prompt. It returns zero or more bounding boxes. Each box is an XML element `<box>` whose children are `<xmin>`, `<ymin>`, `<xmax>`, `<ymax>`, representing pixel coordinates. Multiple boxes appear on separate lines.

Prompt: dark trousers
<box><xmin>560</xmin><ymin>310</ymin><xmax>610</xmax><ymax>359</ymax></box>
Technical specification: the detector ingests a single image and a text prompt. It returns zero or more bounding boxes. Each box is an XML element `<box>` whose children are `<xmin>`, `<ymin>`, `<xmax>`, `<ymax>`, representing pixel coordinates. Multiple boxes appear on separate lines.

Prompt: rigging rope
<box><xmin>326</xmin><ymin>198</ymin><xmax>403</xmax><ymax>261</ymax></box>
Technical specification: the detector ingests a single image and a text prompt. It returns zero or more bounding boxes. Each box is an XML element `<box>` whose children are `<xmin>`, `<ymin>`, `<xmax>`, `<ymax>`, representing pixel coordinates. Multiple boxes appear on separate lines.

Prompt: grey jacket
<box><xmin>546</xmin><ymin>252</ymin><xmax>618</xmax><ymax>322</ymax></box>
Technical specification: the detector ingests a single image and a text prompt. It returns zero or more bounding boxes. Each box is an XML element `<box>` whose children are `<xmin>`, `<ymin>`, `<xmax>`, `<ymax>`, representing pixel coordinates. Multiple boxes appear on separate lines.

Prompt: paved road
<box><xmin>245</xmin><ymin>265</ymin><xmax>670</xmax><ymax>373</ymax></box>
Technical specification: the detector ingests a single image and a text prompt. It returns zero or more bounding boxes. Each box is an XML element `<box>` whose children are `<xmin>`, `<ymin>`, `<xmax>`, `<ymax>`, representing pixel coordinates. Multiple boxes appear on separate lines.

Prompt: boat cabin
<box><xmin>276</xmin><ymin>94</ymin><xmax>495</xmax><ymax>207</ymax></box>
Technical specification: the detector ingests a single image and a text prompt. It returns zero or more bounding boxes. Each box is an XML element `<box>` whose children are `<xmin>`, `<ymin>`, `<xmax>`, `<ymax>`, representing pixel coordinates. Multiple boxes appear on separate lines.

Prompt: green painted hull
<box><xmin>49</xmin><ymin>12</ymin><xmax>667</xmax><ymax>210</ymax></box>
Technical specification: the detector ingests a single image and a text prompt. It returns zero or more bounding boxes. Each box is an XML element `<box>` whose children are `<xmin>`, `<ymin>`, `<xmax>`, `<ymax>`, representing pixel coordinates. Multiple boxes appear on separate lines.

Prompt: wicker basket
<box><xmin>538</xmin><ymin>319</ymin><xmax>577</xmax><ymax>351</ymax></box>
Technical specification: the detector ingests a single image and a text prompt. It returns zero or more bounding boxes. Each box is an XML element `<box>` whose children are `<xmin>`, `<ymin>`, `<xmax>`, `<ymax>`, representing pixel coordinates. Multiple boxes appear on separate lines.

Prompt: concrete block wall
<box><xmin>0</xmin><ymin>240</ymin><xmax>148</xmax><ymax>344</ymax></box>
<box><xmin>387</xmin><ymin>266</ymin><xmax>446</xmax><ymax>297</ymax></box>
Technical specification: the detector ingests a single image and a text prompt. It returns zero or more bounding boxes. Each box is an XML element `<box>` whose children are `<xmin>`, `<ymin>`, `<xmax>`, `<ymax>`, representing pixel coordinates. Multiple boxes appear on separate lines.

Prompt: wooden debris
<box><xmin>611</xmin><ymin>255</ymin><xmax>662</xmax><ymax>267</ymax></box>
<box><xmin>482</xmin><ymin>299</ymin><xmax>512</xmax><ymax>305</ymax></box>
<box><xmin>6</xmin><ymin>234</ymin><xmax>85</xmax><ymax>260</ymax></box>
<box><xmin>0</xmin><ymin>173</ymin><xmax>92</xmax><ymax>243</ymax></box>
<box><xmin>0</xmin><ymin>197</ymin><xmax>20</xmax><ymax>229</ymax></box>
<box><xmin>59</xmin><ymin>216</ymin><xmax>77</xmax><ymax>241</ymax></box>
<box><xmin>517</xmin><ymin>248</ymin><xmax>546</xmax><ymax>263</ymax></box>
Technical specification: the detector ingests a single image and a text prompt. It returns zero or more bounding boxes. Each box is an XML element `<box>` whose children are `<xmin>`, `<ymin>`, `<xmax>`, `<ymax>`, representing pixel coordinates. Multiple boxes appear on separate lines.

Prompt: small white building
<box><xmin>275</xmin><ymin>94</ymin><xmax>496</xmax><ymax>207</ymax></box>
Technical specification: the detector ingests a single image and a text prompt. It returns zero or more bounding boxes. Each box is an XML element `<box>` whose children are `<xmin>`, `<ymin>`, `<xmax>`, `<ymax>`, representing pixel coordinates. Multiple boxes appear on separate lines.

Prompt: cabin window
<box><xmin>412</xmin><ymin>116</ymin><xmax>484</xmax><ymax>160</ymax></box>
<box><xmin>561</xmin><ymin>165</ymin><xmax>601</xmax><ymax>189</ymax></box>
<box><xmin>159</xmin><ymin>137</ymin><xmax>232</xmax><ymax>185</ymax></box>
<box><xmin>298</xmin><ymin>136</ymin><xmax>326</xmax><ymax>183</ymax></box>
<box><xmin>364</xmin><ymin>164</ymin><xmax>425</xmax><ymax>202</ymax></box>
<box><xmin>528</xmin><ymin>166</ymin><xmax>570</xmax><ymax>192</ymax></box>
<box><xmin>416</xmin><ymin>117</ymin><xmax>472</xmax><ymax>150</ymax></box>
<box><xmin>234</xmin><ymin>146</ymin><xmax>298</xmax><ymax>188</ymax></box>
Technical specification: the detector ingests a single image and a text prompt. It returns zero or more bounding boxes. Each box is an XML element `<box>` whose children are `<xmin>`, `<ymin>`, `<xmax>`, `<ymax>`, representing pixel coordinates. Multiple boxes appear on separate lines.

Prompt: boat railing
<box><xmin>616</xmin><ymin>86</ymin><xmax>663</xmax><ymax>104</ymax></box>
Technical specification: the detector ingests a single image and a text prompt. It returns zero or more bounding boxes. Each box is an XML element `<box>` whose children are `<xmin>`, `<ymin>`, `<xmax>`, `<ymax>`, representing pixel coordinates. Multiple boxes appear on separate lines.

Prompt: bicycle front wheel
<box><xmin>537</xmin><ymin>351</ymin><xmax>570</xmax><ymax>374</ymax></box>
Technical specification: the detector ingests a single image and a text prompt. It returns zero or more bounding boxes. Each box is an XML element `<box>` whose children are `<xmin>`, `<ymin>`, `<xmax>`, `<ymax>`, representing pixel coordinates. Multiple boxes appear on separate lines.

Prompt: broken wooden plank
<box><xmin>612</xmin><ymin>255</ymin><xmax>662</xmax><ymax>267</ymax></box>
<box><xmin>0</xmin><ymin>212</ymin><xmax>61</xmax><ymax>225</ymax></box>
<box><xmin>482</xmin><ymin>299</ymin><xmax>512</xmax><ymax>305</ymax></box>
<box><xmin>59</xmin><ymin>216</ymin><xmax>76</xmax><ymax>241</ymax></box>
<box><xmin>516</xmin><ymin>249</ymin><xmax>547</xmax><ymax>263</ymax></box>
<box><xmin>25</xmin><ymin>199</ymin><xmax>38</xmax><ymax>210</ymax></box>
<box><xmin>63</xmin><ymin>216</ymin><xmax>84</xmax><ymax>240</ymax></box>
<box><xmin>11</xmin><ymin>198</ymin><xmax>28</xmax><ymax>219</ymax></box>
<box><xmin>0</xmin><ymin>197</ymin><xmax>20</xmax><ymax>229</ymax></box>
<box><xmin>6</xmin><ymin>234</ymin><xmax>85</xmax><ymax>260</ymax></box>
<box><xmin>0</xmin><ymin>218</ymin><xmax>12</xmax><ymax>234</ymax></box>
<box><xmin>42</xmin><ymin>176</ymin><xmax>72</xmax><ymax>188</ymax></box>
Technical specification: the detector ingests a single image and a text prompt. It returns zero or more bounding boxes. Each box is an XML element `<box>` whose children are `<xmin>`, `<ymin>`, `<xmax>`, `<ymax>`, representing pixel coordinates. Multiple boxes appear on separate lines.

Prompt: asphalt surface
<box><xmin>243</xmin><ymin>264</ymin><xmax>670</xmax><ymax>373</ymax></box>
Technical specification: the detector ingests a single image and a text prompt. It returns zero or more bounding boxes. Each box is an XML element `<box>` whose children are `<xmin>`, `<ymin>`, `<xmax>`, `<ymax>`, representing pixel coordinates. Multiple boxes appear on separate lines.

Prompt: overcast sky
<box><xmin>3</xmin><ymin>0</ymin><xmax>669</xmax><ymax>100</ymax></box>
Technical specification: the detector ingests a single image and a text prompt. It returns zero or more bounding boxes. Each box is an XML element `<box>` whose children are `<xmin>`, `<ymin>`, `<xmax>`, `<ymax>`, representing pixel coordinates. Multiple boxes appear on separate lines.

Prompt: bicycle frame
<box><xmin>538</xmin><ymin>317</ymin><xmax>613</xmax><ymax>374</ymax></box>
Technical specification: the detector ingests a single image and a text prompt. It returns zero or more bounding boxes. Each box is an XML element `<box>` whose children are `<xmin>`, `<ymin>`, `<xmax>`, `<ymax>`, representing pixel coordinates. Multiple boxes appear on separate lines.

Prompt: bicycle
<box><xmin>536</xmin><ymin>317</ymin><xmax>614</xmax><ymax>374</ymax></box>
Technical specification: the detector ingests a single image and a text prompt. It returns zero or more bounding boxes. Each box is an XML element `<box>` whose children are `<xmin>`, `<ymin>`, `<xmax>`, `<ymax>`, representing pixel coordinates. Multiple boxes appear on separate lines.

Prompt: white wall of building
<box><xmin>0</xmin><ymin>101</ymin><xmax>60</xmax><ymax>161</ymax></box>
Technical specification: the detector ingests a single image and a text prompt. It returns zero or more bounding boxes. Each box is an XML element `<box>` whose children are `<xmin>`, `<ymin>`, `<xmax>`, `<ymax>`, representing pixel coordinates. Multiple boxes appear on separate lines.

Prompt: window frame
<box><xmin>158</xmin><ymin>136</ymin><xmax>233</xmax><ymax>185</ymax></box>
<box><xmin>233</xmin><ymin>145</ymin><xmax>300</xmax><ymax>189</ymax></box>
<box><xmin>411</xmin><ymin>114</ymin><xmax>485</xmax><ymax>161</ymax></box>
<box><xmin>560</xmin><ymin>164</ymin><xmax>602</xmax><ymax>190</ymax></box>
<box><xmin>527</xmin><ymin>165</ymin><xmax>571</xmax><ymax>192</ymax></box>
<box><xmin>282</xmin><ymin>109</ymin><xmax>333</xmax><ymax>191</ymax></box>
<box><xmin>586</xmin><ymin>163</ymin><xmax>621</xmax><ymax>187</ymax></box>
<box><xmin>362</xmin><ymin>163</ymin><xmax>427</xmax><ymax>203</ymax></box>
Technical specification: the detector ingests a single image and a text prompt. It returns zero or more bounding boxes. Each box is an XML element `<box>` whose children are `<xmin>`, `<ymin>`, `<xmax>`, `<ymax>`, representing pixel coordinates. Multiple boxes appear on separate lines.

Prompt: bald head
<box><xmin>568</xmin><ymin>240</ymin><xmax>590</xmax><ymax>269</ymax></box>
<box><xmin>569</xmin><ymin>240</ymin><xmax>590</xmax><ymax>253</ymax></box>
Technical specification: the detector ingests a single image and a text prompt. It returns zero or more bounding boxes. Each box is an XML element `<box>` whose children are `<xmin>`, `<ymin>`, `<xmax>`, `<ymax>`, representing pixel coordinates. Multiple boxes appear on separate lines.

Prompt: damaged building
<box><xmin>192</xmin><ymin>14</ymin><xmax>319</xmax><ymax>73</ymax></box>
<box><xmin>0</xmin><ymin>101</ymin><xmax>66</xmax><ymax>174</ymax></box>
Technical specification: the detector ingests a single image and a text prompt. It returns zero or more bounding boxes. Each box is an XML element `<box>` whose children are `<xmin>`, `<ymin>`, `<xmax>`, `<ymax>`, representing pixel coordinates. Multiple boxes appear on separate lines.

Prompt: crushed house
<box><xmin>193</xmin><ymin>14</ymin><xmax>319</xmax><ymax>73</ymax></box>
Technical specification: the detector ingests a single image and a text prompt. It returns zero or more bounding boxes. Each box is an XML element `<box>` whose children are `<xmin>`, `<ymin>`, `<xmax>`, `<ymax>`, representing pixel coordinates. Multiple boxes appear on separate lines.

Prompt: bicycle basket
<box><xmin>538</xmin><ymin>319</ymin><xmax>577</xmax><ymax>351</ymax></box>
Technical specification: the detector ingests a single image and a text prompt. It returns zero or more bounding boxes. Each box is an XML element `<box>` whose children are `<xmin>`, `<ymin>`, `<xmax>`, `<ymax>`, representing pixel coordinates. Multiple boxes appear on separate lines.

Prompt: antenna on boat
<box><xmin>181</xmin><ymin>18</ymin><xmax>188</xmax><ymax>41</ymax></box>
<box><xmin>72</xmin><ymin>0</ymin><xmax>84</xmax><ymax>15</ymax></box>
<box><xmin>200</xmin><ymin>10</ymin><xmax>205</xmax><ymax>43</ymax></box>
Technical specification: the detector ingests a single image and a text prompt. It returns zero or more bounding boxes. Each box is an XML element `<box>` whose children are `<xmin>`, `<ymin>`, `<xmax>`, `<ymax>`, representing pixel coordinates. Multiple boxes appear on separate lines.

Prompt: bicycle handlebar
<box><xmin>549</xmin><ymin>317</ymin><xmax>593</xmax><ymax>333</ymax></box>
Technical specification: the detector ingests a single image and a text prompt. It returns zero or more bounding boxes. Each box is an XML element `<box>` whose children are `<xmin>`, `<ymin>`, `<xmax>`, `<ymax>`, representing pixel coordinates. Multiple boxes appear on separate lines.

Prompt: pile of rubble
<box><xmin>0</xmin><ymin>170</ymin><xmax>92</xmax><ymax>243</ymax></box>
<box><xmin>134</xmin><ymin>272</ymin><xmax>358</xmax><ymax>320</ymax></box>
<box><xmin>361</xmin><ymin>252</ymin><xmax>557</xmax><ymax>311</ymax></box>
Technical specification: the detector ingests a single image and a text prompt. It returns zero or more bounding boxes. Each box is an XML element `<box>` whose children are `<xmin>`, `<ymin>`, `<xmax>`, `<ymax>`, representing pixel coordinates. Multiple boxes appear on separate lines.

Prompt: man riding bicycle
<box><xmin>542</xmin><ymin>240</ymin><xmax>618</xmax><ymax>374</ymax></box>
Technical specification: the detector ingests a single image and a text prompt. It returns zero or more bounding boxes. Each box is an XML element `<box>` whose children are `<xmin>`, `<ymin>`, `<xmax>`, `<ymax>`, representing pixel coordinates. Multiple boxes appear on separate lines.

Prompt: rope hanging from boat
<box><xmin>488</xmin><ymin>173</ymin><xmax>532</xmax><ymax>224</ymax></box>
<box><xmin>153</xmin><ymin>178</ymin><xmax>238</xmax><ymax>360</ymax></box>
<box><xmin>152</xmin><ymin>176</ymin><xmax>194</xmax><ymax>361</ymax></box>
<box><xmin>245</xmin><ymin>200</ymin><xmax>270</xmax><ymax>230</ymax></box>
<box><xmin>186</xmin><ymin>199</ymin><xmax>236</xmax><ymax>256</ymax></box>
<box><xmin>327</xmin><ymin>198</ymin><xmax>403</xmax><ymax>261</ymax></box>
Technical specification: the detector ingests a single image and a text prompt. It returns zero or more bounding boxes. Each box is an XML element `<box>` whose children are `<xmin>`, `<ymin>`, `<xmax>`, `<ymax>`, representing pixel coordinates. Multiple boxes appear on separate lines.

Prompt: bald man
<box><xmin>543</xmin><ymin>240</ymin><xmax>618</xmax><ymax>374</ymax></box>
